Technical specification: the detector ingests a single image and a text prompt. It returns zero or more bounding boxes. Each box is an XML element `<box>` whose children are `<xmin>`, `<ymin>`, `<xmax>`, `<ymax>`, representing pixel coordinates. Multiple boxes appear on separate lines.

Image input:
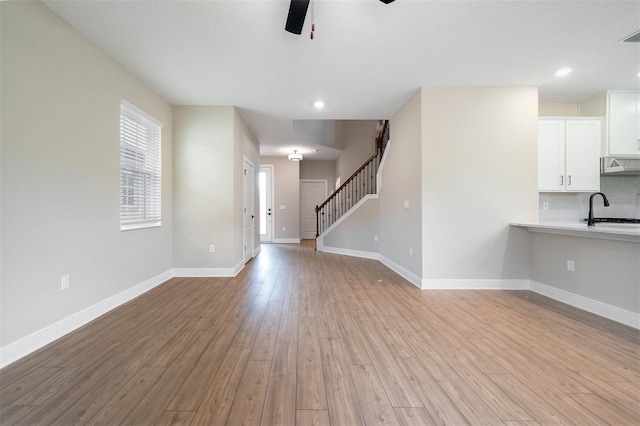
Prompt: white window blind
<box><xmin>120</xmin><ymin>99</ymin><xmax>163</xmax><ymax>231</ymax></box>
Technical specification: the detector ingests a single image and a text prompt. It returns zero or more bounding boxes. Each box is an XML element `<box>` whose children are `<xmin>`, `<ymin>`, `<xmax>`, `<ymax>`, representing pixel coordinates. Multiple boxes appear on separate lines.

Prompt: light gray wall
<box><xmin>336</xmin><ymin>120</ymin><xmax>378</xmax><ymax>183</ymax></box>
<box><xmin>260</xmin><ymin>156</ymin><xmax>300</xmax><ymax>241</ymax></box>
<box><xmin>530</xmin><ymin>233</ymin><xmax>640</xmax><ymax>314</ymax></box>
<box><xmin>235</xmin><ymin>109</ymin><xmax>261</xmax><ymax>254</ymax></box>
<box><xmin>323</xmin><ymin>197</ymin><xmax>380</xmax><ymax>253</ymax></box>
<box><xmin>421</xmin><ymin>87</ymin><xmax>538</xmax><ymax>280</ymax></box>
<box><xmin>379</xmin><ymin>90</ymin><xmax>423</xmax><ymax>277</ymax></box>
<box><xmin>300</xmin><ymin>161</ymin><xmax>336</xmax><ymax>191</ymax></box>
<box><xmin>173</xmin><ymin>106</ymin><xmax>244</xmax><ymax>268</ymax></box>
<box><xmin>1</xmin><ymin>1</ymin><xmax>173</xmax><ymax>346</ymax></box>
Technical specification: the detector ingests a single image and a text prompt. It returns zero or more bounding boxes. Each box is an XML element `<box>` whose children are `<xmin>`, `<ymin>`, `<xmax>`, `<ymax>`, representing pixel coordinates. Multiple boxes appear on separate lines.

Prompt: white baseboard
<box><xmin>0</xmin><ymin>269</ymin><xmax>173</xmax><ymax>369</ymax></box>
<box><xmin>253</xmin><ymin>245</ymin><xmax>262</xmax><ymax>257</ymax></box>
<box><xmin>320</xmin><ymin>246</ymin><xmax>380</xmax><ymax>260</ymax></box>
<box><xmin>379</xmin><ymin>255</ymin><xmax>423</xmax><ymax>289</ymax></box>
<box><xmin>529</xmin><ymin>280</ymin><xmax>640</xmax><ymax>329</ymax></box>
<box><xmin>421</xmin><ymin>279</ymin><xmax>530</xmax><ymax>290</ymax></box>
<box><xmin>272</xmin><ymin>238</ymin><xmax>301</xmax><ymax>244</ymax></box>
<box><xmin>173</xmin><ymin>260</ymin><xmax>244</xmax><ymax>278</ymax></box>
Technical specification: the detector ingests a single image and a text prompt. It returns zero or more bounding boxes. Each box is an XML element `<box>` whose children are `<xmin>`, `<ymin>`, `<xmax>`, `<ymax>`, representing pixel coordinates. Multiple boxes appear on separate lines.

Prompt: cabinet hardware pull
<box><xmin>560</xmin><ymin>175</ymin><xmax>563</xmax><ymax>186</ymax></box>
<box><xmin>568</xmin><ymin>175</ymin><xmax>572</xmax><ymax>186</ymax></box>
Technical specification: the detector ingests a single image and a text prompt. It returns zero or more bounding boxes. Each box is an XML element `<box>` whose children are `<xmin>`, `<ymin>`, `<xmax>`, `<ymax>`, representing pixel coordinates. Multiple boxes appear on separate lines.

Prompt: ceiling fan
<box><xmin>285</xmin><ymin>0</ymin><xmax>396</xmax><ymax>35</ymax></box>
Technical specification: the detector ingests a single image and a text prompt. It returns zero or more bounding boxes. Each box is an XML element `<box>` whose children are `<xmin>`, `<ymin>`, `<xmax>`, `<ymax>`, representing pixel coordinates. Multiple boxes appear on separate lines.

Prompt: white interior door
<box><xmin>259</xmin><ymin>165</ymin><xmax>273</xmax><ymax>242</ymax></box>
<box><xmin>300</xmin><ymin>180</ymin><xmax>328</xmax><ymax>240</ymax></box>
<box><xmin>243</xmin><ymin>158</ymin><xmax>254</xmax><ymax>263</ymax></box>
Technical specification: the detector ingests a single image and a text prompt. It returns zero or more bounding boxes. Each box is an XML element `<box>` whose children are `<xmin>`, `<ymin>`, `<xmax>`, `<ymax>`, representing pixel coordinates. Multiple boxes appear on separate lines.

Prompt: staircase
<box><xmin>315</xmin><ymin>120</ymin><xmax>389</xmax><ymax>240</ymax></box>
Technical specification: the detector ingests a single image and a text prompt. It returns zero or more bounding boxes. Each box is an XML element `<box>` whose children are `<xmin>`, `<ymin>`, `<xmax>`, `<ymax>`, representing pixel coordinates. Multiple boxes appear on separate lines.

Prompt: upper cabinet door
<box><xmin>565</xmin><ymin>120</ymin><xmax>600</xmax><ymax>192</ymax></box>
<box><xmin>609</xmin><ymin>92</ymin><xmax>640</xmax><ymax>156</ymax></box>
<box><xmin>538</xmin><ymin>120</ymin><xmax>565</xmax><ymax>191</ymax></box>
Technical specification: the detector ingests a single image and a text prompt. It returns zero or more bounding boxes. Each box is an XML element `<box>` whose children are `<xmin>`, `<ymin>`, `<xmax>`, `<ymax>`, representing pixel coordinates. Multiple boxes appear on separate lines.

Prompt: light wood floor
<box><xmin>1</xmin><ymin>241</ymin><xmax>639</xmax><ymax>425</ymax></box>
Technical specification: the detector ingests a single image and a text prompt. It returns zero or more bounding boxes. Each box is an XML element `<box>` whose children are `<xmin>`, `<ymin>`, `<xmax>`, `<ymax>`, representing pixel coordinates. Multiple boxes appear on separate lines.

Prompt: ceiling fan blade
<box><xmin>285</xmin><ymin>0</ymin><xmax>310</xmax><ymax>35</ymax></box>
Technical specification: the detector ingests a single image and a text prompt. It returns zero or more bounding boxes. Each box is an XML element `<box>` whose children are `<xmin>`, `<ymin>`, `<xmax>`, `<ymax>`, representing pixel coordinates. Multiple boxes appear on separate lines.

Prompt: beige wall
<box><xmin>173</xmin><ymin>106</ymin><xmax>256</xmax><ymax>269</ymax></box>
<box><xmin>539</xmin><ymin>102</ymin><xmax>578</xmax><ymax>116</ymax></box>
<box><xmin>336</xmin><ymin>120</ymin><xmax>378</xmax><ymax>183</ymax></box>
<box><xmin>300</xmin><ymin>160</ymin><xmax>336</xmax><ymax>191</ymax></box>
<box><xmin>235</xmin><ymin>109</ymin><xmax>261</xmax><ymax>254</ymax></box>
<box><xmin>379</xmin><ymin>90</ymin><xmax>423</xmax><ymax>278</ymax></box>
<box><xmin>1</xmin><ymin>1</ymin><xmax>173</xmax><ymax>346</ymax></box>
<box><xmin>421</xmin><ymin>87</ymin><xmax>538</xmax><ymax>282</ymax></box>
<box><xmin>260</xmin><ymin>156</ymin><xmax>300</xmax><ymax>241</ymax></box>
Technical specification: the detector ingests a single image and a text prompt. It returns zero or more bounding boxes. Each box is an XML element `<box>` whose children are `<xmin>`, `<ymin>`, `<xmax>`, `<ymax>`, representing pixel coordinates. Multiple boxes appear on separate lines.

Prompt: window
<box><xmin>120</xmin><ymin>99</ymin><xmax>163</xmax><ymax>231</ymax></box>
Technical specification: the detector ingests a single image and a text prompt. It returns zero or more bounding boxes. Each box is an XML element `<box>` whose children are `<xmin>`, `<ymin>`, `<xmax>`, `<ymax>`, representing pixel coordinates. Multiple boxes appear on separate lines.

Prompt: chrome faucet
<box><xmin>587</xmin><ymin>192</ymin><xmax>610</xmax><ymax>226</ymax></box>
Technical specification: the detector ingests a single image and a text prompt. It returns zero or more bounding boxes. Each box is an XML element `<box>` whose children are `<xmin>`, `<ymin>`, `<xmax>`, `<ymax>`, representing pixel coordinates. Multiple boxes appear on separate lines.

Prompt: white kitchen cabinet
<box><xmin>608</xmin><ymin>91</ymin><xmax>640</xmax><ymax>156</ymax></box>
<box><xmin>538</xmin><ymin>118</ymin><xmax>601</xmax><ymax>192</ymax></box>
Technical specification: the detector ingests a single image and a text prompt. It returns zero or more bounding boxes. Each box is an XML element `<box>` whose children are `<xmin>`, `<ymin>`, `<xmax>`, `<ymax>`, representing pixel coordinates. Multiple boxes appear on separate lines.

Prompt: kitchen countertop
<box><xmin>511</xmin><ymin>221</ymin><xmax>640</xmax><ymax>243</ymax></box>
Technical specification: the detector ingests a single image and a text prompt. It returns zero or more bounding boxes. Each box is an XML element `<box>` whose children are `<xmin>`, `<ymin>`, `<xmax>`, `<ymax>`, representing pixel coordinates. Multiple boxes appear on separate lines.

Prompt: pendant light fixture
<box><xmin>288</xmin><ymin>150</ymin><xmax>303</xmax><ymax>161</ymax></box>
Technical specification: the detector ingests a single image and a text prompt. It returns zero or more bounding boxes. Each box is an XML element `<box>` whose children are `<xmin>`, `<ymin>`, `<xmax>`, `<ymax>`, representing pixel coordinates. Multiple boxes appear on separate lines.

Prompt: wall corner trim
<box><xmin>529</xmin><ymin>280</ymin><xmax>640</xmax><ymax>329</ymax></box>
<box><xmin>0</xmin><ymin>269</ymin><xmax>174</xmax><ymax>369</ymax></box>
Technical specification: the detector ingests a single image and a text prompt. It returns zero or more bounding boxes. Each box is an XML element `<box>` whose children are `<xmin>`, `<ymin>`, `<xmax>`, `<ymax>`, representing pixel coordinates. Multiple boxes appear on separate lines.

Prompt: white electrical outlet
<box><xmin>280</xmin><ymin>205</ymin><xmax>286</xmax><ymax>210</ymax></box>
<box><xmin>403</xmin><ymin>200</ymin><xmax>409</xmax><ymax>209</ymax></box>
<box><xmin>61</xmin><ymin>275</ymin><xmax>70</xmax><ymax>290</ymax></box>
<box><xmin>374</xmin><ymin>235</ymin><xmax>379</xmax><ymax>242</ymax></box>
<box><xmin>209</xmin><ymin>244</ymin><xmax>215</xmax><ymax>253</ymax></box>
<box><xmin>282</xmin><ymin>226</ymin><xmax>286</xmax><ymax>231</ymax></box>
<box><xmin>409</xmin><ymin>247</ymin><xmax>413</xmax><ymax>256</ymax></box>
<box><xmin>567</xmin><ymin>260</ymin><xmax>575</xmax><ymax>272</ymax></box>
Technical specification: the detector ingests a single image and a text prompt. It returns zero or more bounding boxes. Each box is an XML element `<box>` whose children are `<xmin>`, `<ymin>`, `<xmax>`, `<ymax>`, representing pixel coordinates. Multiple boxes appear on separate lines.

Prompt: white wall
<box><xmin>260</xmin><ymin>156</ymin><xmax>300</xmax><ymax>242</ymax></box>
<box><xmin>1</xmin><ymin>1</ymin><xmax>173</xmax><ymax>347</ymax></box>
<box><xmin>421</xmin><ymin>87</ymin><xmax>538</xmax><ymax>283</ymax></box>
<box><xmin>379</xmin><ymin>90</ymin><xmax>423</xmax><ymax>278</ymax></box>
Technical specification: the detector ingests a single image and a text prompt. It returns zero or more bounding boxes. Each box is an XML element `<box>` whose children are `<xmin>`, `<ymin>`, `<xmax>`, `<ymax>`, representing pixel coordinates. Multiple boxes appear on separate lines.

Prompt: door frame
<box><xmin>300</xmin><ymin>179</ymin><xmax>328</xmax><ymax>240</ymax></box>
<box><xmin>259</xmin><ymin>164</ymin><xmax>274</xmax><ymax>243</ymax></box>
<box><xmin>243</xmin><ymin>156</ymin><xmax>255</xmax><ymax>264</ymax></box>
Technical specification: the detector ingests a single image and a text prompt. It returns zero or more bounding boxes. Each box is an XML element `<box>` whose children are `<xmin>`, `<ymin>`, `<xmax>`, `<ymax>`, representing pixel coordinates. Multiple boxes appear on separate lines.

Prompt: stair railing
<box><xmin>315</xmin><ymin>120</ymin><xmax>389</xmax><ymax>239</ymax></box>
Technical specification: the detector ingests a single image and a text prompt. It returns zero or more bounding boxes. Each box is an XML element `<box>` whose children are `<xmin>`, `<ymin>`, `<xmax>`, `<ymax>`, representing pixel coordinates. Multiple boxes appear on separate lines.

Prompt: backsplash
<box><xmin>539</xmin><ymin>175</ymin><xmax>640</xmax><ymax>223</ymax></box>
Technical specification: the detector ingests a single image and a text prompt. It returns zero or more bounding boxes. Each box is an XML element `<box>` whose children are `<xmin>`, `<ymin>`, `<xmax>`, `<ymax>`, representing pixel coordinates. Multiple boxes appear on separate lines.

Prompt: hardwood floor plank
<box><xmin>88</xmin><ymin>367</ymin><xmax>165</xmax><ymax>425</ymax></box>
<box><xmin>295</xmin><ymin>410</ymin><xmax>331</xmax><ymax>426</ymax></box>
<box><xmin>396</xmin><ymin>357</ymin><xmax>470</xmax><ymax>426</ymax></box>
<box><xmin>319</xmin><ymin>338</ymin><xmax>365</xmax><ymax>426</ymax></box>
<box><xmin>120</xmin><ymin>331</ymin><xmax>216</xmax><ymax>426</ymax></box>
<box><xmin>276</xmin><ymin>295</ymin><xmax>299</xmax><ymax>343</ymax></box>
<box><xmin>155</xmin><ymin>410</ymin><xmax>195</xmax><ymax>426</ymax></box>
<box><xmin>394</xmin><ymin>407</ymin><xmax>436</xmax><ymax>426</ymax></box>
<box><xmin>0</xmin><ymin>405</ymin><xmax>35</xmax><ymax>426</ymax></box>
<box><xmin>569</xmin><ymin>392</ymin><xmax>640</xmax><ymax>424</ymax></box>
<box><xmin>225</xmin><ymin>360</ymin><xmax>272</xmax><ymax>426</ymax></box>
<box><xmin>261</xmin><ymin>342</ymin><xmax>297</xmax><ymax>426</ymax></box>
<box><xmin>355</xmin><ymin>321</ymin><xmax>422</xmax><ymax>408</ymax></box>
<box><xmin>297</xmin><ymin>317</ymin><xmax>328</xmax><ymax>410</ymax></box>
<box><xmin>0</xmin><ymin>367</ymin><xmax>59</xmax><ymax>406</ymax></box>
<box><xmin>349</xmin><ymin>364</ymin><xmax>400</xmax><ymax>425</ymax></box>
<box><xmin>190</xmin><ymin>346</ymin><xmax>251</xmax><ymax>426</ymax></box>
<box><xmin>165</xmin><ymin>313</ymin><xmax>243</xmax><ymax>411</ymax></box>
<box><xmin>250</xmin><ymin>300</ymin><xmax>283</xmax><ymax>361</ymax></box>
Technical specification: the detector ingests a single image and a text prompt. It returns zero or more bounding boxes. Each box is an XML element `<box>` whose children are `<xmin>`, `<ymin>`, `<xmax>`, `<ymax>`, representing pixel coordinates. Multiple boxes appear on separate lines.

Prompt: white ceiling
<box><xmin>44</xmin><ymin>0</ymin><xmax>640</xmax><ymax>160</ymax></box>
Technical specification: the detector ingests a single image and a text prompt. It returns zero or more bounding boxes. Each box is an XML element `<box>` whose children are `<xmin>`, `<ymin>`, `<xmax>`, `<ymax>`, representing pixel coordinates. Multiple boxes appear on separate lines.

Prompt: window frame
<box><xmin>119</xmin><ymin>99</ymin><xmax>163</xmax><ymax>231</ymax></box>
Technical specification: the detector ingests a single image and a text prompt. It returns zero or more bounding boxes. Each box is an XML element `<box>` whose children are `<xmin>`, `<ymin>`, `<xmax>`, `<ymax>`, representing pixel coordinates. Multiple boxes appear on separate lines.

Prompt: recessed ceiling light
<box><xmin>313</xmin><ymin>100</ymin><xmax>325</xmax><ymax>109</ymax></box>
<box><xmin>555</xmin><ymin>68</ymin><xmax>572</xmax><ymax>77</ymax></box>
